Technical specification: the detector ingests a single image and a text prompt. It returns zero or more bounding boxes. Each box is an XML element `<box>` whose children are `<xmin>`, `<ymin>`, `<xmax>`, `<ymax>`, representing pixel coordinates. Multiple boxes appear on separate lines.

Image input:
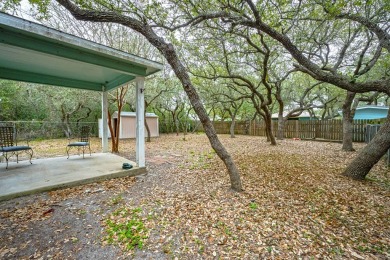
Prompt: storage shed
<box><xmin>99</xmin><ymin>112</ymin><xmax>159</xmax><ymax>139</ymax></box>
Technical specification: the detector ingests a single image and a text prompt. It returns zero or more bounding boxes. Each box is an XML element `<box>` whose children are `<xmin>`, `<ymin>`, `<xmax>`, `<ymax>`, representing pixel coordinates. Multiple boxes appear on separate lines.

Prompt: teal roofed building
<box><xmin>352</xmin><ymin>106</ymin><xmax>389</xmax><ymax>120</ymax></box>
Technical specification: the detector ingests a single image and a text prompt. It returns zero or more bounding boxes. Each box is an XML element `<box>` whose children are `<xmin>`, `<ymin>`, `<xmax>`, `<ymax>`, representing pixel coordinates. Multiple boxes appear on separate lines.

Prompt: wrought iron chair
<box><xmin>0</xmin><ymin>126</ymin><xmax>33</xmax><ymax>169</ymax></box>
<box><xmin>66</xmin><ymin>126</ymin><xmax>91</xmax><ymax>159</ymax></box>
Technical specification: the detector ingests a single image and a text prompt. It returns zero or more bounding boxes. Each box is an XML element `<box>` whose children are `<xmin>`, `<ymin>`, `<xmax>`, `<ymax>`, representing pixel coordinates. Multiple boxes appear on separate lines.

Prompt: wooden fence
<box><xmin>205</xmin><ymin>119</ymin><xmax>386</xmax><ymax>142</ymax></box>
<box><xmin>212</xmin><ymin>121</ymin><xmax>250</xmax><ymax>135</ymax></box>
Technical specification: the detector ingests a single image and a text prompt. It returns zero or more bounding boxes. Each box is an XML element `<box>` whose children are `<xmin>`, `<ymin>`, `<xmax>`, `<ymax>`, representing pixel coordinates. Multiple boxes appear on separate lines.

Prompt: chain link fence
<box><xmin>0</xmin><ymin>121</ymin><xmax>98</xmax><ymax>141</ymax></box>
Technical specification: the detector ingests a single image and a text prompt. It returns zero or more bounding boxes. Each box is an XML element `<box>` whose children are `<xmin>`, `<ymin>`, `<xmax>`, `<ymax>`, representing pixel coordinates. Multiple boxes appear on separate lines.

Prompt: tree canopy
<box><xmin>1</xmin><ymin>0</ymin><xmax>389</xmax><ymax>184</ymax></box>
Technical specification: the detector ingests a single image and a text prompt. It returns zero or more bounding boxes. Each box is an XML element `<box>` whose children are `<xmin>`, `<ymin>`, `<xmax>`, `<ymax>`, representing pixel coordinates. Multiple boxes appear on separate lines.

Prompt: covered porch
<box><xmin>0</xmin><ymin>12</ymin><xmax>163</xmax><ymax>199</ymax></box>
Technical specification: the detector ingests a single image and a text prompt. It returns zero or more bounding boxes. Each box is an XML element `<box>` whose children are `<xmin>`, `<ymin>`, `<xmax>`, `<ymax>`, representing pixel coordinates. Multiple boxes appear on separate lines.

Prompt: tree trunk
<box><xmin>158</xmin><ymin>47</ymin><xmax>242</xmax><ymax>191</ymax></box>
<box><xmin>170</xmin><ymin>119</ymin><xmax>174</xmax><ymax>134</ymax></box>
<box><xmin>342</xmin><ymin>115</ymin><xmax>354</xmax><ymax>151</ymax></box>
<box><xmin>342</xmin><ymin>91</ymin><xmax>356</xmax><ymax>151</ymax></box>
<box><xmin>277</xmin><ymin>115</ymin><xmax>285</xmax><ymax>140</ymax></box>
<box><xmin>145</xmin><ymin>116</ymin><xmax>151</xmax><ymax>142</ymax></box>
<box><xmin>113</xmin><ymin>115</ymin><xmax>120</xmax><ymax>152</ymax></box>
<box><xmin>343</xmin><ymin>111</ymin><xmax>390</xmax><ymax>179</ymax></box>
<box><xmin>275</xmin><ymin>89</ymin><xmax>284</xmax><ymax>140</ymax></box>
<box><xmin>230</xmin><ymin>116</ymin><xmax>236</xmax><ymax>138</ymax></box>
<box><xmin>182</xmin><ymin>119</ymin><xmax>188</xmax><ymax>141</ymax></box>
<box><xmin>175</xmin><ymin>117</ymin><xmax>180</xmax><ymax>136</ymax></box>
<box><xmin>56</xmin><ymin>0</ymin><xmax>242</xmax><ymax>191</ymax></box>
<box><xmin>60</xmin><ymin>107</ymin><xmax>73</xmax><ymax>138</ymax></box>
<box><xmin>145</xmin><ymin>102</ymin><xmax>151</xmax><ymax>142</ymax></box>
<box><xmin>144</xmin><ymin>109</ymin><xmax>151</xmax><ymax>142</ymax></box>
<box><xmin>265</xmin><ymin>124</ymin><xmax>270</xmax><ymax>142</ymax></box>
<box><xmin>107</xmin><ymin>111</ymin><xmax>117</xmax><ymax>153</ymax></box>
<box><xmin>166</xmin><ymin>118</ymin><xmax>171</xmax><ymax>134</ymax></box>
<box><xmin>61</xmin><ymin>115</ymin><xmax>72</xmax><ymax>138</ymax></box>
<box><xmin>264</xmin><ymin>112</ymin><xmax>277</xmax><ymax>145</ymax></box>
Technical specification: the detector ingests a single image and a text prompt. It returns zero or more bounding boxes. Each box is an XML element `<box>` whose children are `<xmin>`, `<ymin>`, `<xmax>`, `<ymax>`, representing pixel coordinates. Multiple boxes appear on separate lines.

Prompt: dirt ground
<box><xmin>0</xmin><ymin>134</ymin><xmax>389</xmax><ymax>259</ymax></box>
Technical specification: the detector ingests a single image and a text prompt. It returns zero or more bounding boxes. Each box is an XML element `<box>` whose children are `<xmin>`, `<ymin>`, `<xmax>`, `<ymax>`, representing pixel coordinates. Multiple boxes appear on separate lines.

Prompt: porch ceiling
<box><xmin>0</xmin><ymin>12</ymin><xmax>163</xmax><ymax>91</ymax></box>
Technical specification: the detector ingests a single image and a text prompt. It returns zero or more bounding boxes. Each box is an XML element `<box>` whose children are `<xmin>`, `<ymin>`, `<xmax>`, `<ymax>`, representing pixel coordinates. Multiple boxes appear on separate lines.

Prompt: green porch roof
<box><xmin>0</xmin><ymin>12</ymin><xmax>163</xmax><ymax>91</ymax></box>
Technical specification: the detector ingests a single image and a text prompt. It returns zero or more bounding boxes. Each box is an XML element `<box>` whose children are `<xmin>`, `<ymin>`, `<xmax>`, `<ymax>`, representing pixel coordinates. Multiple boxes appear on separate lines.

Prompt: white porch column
<box><xmin>101</xmin><ymin>89</ymin><xmax>109</xmax><ymax>153</ymax></box>
<box><xmin>136</xmin><ymin>77</ymin><xmax>145</xmax><ymax>167</ymax></box>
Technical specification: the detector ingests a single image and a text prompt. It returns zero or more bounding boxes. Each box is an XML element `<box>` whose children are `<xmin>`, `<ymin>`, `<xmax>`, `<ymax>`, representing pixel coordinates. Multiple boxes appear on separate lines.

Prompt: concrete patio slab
<box><xmin>0</xmin><ymin>153</ymin><xmax>145</xmax><ymax>201</ymax></box>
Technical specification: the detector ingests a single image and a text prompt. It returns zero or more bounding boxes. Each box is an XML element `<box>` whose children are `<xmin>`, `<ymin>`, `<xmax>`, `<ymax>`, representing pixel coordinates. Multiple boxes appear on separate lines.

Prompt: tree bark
<box><xmin>60</xmin><ymin>102</ymin><xmax>82</xmax><ymax>138</ymax></box>
<box><xmin>343</xmin><ymin>111</ymin><xmax>390</xmax><ymax>179</ymax></box>
<box><xmin>341</xmin><ymin>91</ymin><xmax>356</xmax><ymax>151</ymax></box>
<box><xmin>61</xmin><ymin>113</ymin><xmax>72</xmax><ymax>138</ymax></box>
<box><xmin>277</xmin><ymin>114</ymin><xmax>285</xmax><ymax>140</ymax></box>
<box><xmin>55</xmin><ymin>0</ymin><xmax>242</xmax><ymax>191</ymax></box>
<box><xmin>145</xmin><ymin>113</ymin><xmax>151</xmax><ymax>142</ymax></box>
<box><xmin>144</xmin><ymin>101</ymin><xmax>151</xmax><ymax>142</ymax></box>
<box><xmin>230</xmin><ymin>116</ymin><xmax>236</xmax><ymax>138</ymax></box>
<box><xmin>264</xmin><ymin>111</ymin><xmax>276</xmax><ymax>145</ymax></box>
<box><xmin>107</xmin><ymin>110</ymin><xmax>117</xmax><ymax>152</ymax></box>
<box><xmin>342</xmin><ymin>115</ymin><xmax>354</xmax><ymax>151</ymax></box>
<box><xmin>174</xmin><ymin>116</ymin><xmax>180</xmax><ymax>136</ymax></box>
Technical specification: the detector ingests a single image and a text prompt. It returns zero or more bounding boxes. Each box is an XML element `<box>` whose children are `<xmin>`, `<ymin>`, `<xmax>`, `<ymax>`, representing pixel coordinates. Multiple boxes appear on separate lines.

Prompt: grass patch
<box><xmin>109</xmin><ymin>194</ymin><xmax>124</xmax><ymax>205</ymax></box>
<box><xmin>249</xmin><ymin>201</ymin><xmax>258</xmax><ymax>210</ymax></box>
<box><xmin>104</xmin><ymin>207</ymin><xmax>148</xmax><ymax>251</ymax></box>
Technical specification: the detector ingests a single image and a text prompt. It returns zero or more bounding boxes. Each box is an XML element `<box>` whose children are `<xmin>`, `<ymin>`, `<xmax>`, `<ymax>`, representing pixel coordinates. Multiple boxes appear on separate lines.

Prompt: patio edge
<box><xmin>0</xmin><ymin>166</ymin><xmax>146</xmax><ymax>202</ymax></box>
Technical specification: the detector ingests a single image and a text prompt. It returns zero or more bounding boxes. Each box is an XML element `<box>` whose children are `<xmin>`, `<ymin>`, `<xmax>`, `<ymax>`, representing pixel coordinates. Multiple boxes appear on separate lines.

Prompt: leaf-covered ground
<box><xmin>0</xmin><ymin>134</ymin><xmax>389</xmax><ymax>259</ymax></box>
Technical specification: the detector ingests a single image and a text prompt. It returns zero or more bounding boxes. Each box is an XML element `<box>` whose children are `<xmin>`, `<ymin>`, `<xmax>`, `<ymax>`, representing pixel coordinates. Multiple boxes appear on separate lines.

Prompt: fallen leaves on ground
<box><xmin>0</xmin><ymin>133</ymin><xmax>389</xmax><ymax>259</ymax></box>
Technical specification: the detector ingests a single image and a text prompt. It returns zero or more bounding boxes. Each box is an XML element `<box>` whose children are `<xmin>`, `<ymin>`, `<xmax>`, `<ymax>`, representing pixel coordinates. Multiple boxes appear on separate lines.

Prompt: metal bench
<box><xmin>0</xmin><ymin>126</ymin><xmax>33</xmax><ymax>169</ymax></box>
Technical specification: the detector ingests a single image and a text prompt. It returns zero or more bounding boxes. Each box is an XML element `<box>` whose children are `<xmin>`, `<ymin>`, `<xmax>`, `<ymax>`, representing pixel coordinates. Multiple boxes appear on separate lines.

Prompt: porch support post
<box><xmin>136</xmin><ymin>77</ymin><xmax>145</xmax><ymax>167</ymax></box>
<box><xmin>102</xmin><ymin>88</ymin><xmax>109</xmax><ymax>153</ymax></box>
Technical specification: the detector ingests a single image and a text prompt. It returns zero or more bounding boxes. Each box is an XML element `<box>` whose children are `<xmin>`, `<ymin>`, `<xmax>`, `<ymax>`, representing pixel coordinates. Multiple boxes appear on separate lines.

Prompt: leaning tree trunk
<box><xmin>57</xmin><ymin>0</ymin><xmax>242</xmax><ymax>191</ymax></box>
<box><xmin>343</xmin><ymin>111</ymin><xmax>390</xmax><ymax>179</ymax></box>
<box><xmin>148</xmin><ymin>37</ymin><xmax>242</xmax><ymax>191</ymax></box>
<box><xmin>341</xmin><ymin>91</ymin><xmax>356</xmax><ymax>151</ymax></box>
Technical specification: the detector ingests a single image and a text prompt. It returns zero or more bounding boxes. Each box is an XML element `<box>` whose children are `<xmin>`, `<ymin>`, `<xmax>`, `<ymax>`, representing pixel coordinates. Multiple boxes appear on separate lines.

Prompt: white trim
<box><xmin>112</xmin><ymin>111</ymin><xmax>158</xmax><ymax>118</ymax></box>
<box><xmin>102</xmin><ymin>91</ymin><xmax>109</xmax><ymax>153</ymax></box>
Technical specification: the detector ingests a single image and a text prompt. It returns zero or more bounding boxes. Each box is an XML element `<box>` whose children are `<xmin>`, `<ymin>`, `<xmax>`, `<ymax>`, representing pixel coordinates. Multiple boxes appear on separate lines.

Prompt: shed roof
<box><xmin>0</xmin><ymin>12</ymin><xmax>163</xmax><ymax>91</ymax></box>
<box><xmin>113</xmin><ymin>111</ymin><xmax>158</xmax><ymax>118</ymax></box>
<box><xmin>355</xmin><ymin>105</ymin><xmax>389</xmax><ymax>111</ymax></box>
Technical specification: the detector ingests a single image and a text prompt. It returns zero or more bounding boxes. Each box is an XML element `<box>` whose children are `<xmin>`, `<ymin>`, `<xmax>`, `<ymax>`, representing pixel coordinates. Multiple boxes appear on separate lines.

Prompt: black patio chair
<box><xmin>66</xmin><ymin>126</ymin><xmax>91</xmax><ymax>159</ymax></box>
<box><xmin>0</xmin><ymin>126</ymin><xmax>33</xmax><ymax>169</ymax></box>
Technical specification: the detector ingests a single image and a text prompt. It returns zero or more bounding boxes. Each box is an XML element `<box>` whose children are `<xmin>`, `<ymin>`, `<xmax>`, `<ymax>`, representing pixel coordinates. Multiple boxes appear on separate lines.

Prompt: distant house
<box><xmin>99</xmin><ymin>111</ymin><xmax>159</xmax><ymax>139</ymax></box>
<box><xmin>271</xmin><ymin>111</ymin><xmax>314</xmax><ymax>121</ymax></box>
<box><xmin>352</xmin><ymin>105</ymin><xmax>389</xmax><ymax>120</ymax></box>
